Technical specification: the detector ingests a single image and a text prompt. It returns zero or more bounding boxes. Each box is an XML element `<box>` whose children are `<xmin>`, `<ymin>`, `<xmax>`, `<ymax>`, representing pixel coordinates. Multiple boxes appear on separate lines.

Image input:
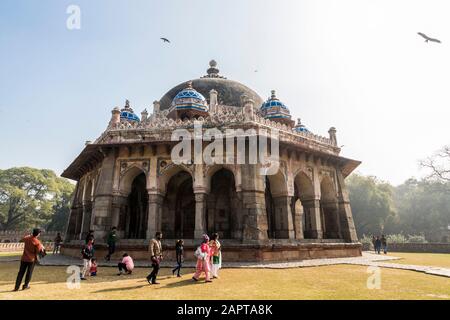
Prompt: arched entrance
<box><xmin>320</xmin><ymin>176</ymin><xmax>341</xmax><ymax>239</ymax></box>
<box><xmin>292</xmin><ymin>172</ymin><xmax>316</xmax><ymax>239</ymax></box>
<box><xmin>207</xmin><ymin>168</ymin><xmax>238</xmax><ymax>239</ymax></box>
<box><xmin>162</xmin><ymin>171</ymin><xmax>195</xmax><ymax>239</ymax></box>
<box><xmin>125</xmin><ymin>172</ymin><xmax>148</xmax><ymax>239</ymax></box>
<box><xmin>264</xmin><ymin>170</ymin><xmax>290</xmax><ymax>239</ymax></box>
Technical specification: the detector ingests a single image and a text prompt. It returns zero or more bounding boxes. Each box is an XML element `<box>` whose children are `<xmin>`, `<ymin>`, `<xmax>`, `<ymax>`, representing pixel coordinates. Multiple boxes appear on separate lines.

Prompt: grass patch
<box><xmin>0</xmin><ymin>261</ymin><xmax>449</xmax><ymax>300</ymax></box>
<box><xmin>390</xmin><ymin>252</ymin><xmax>450</xmax><ymax>268</ymax></box>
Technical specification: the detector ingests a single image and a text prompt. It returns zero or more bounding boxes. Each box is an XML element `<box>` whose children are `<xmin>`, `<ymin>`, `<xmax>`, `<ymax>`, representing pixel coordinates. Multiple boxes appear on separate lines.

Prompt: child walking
<box><xmin>172</xmin><ymin>240</ymin><xmax>184</xmax><ymax>277</ymax></box>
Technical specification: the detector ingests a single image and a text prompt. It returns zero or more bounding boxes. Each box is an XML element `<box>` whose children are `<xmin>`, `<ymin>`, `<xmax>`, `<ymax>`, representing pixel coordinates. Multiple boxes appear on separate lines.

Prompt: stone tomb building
<box><xmin>62</xmin><ymin>61</ymin><xmax>362</xmax><ymax>261</ymax></box>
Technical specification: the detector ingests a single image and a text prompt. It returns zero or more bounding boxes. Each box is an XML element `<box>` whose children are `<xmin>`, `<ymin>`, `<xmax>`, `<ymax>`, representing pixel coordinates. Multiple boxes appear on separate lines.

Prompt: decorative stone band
<box><xmin>96</xmin><ymin>108</ymin><xmax>336</xmax><ymax>148</ymax></box>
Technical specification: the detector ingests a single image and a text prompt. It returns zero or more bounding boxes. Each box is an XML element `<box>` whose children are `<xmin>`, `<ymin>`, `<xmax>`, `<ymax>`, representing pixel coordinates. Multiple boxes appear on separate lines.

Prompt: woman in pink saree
<box><xmin>192</xmin><ymin>234</ymin><xmax>212</xmax><ymax>282</ymax></box>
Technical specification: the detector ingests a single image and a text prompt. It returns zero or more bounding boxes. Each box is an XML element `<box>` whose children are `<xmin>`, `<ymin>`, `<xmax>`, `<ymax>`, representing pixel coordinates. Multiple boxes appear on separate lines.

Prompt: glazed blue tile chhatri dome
<box><xmin>260</xmin><ymin>90</ymin><xmax>292</xmax><ymax>120</ymax></box>
<box><xmin>120</xmin><ymin>100</ymin><xmax>140</xmax><ymax>122</ymax></box>
<box><xmin>171</xmin><ymin>81</ymin><xmax>208</xmax><ymax>112</ymax></box>
<box><xmin>294</xmin><ymin>118</ymin><xmax>310</xmax><ymax>133</ymax></box>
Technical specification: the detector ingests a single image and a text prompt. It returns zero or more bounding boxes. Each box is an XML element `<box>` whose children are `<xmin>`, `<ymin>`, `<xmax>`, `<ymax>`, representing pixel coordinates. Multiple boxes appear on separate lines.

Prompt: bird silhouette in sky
<box><xmin>417</xmin><ymin>32</ymin><xmax>441</xmax><ymax>43</ymax></box>
<box><xmin>160</xmin><ymin>37</ymin><xmax>170</xmax><ymax>43</ymax></box>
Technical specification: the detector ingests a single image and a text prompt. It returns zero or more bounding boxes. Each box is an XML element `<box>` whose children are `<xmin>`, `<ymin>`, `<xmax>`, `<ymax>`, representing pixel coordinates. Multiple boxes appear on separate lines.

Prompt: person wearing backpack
<box><xmin>192</xmin><ymin>234</ymin><xmax>212</xmax><ymax>283</ymax></box>
<box><xmin>81</xmin><ymin>237</ymin><xmax>94</xmax><ymax>280</ymax></box>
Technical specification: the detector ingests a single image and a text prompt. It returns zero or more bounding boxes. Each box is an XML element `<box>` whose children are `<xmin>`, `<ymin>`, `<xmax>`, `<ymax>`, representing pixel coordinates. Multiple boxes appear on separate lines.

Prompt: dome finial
<box><xmin>125</xmin><ymin>99</ymin><xmax>130</xmax><ymax>108</ymax></box>
<box><xmin>209</xmin><ymin>59</ymin><xmax>217</xmax><ymax>68</ymax></box>
<box><xmin>297</xmin><ymin>118</ymin><xmax>301</xmax><ymax>125</ymax></box>
<box><xmin>271</xmin><ymin>90</ymin><xmax>276</xmax><ymax>99</ymax></box>
<box><xmin>186</xmin><ymin>80</ymin><xmax>193</xmax><ymax>89</ymax></box>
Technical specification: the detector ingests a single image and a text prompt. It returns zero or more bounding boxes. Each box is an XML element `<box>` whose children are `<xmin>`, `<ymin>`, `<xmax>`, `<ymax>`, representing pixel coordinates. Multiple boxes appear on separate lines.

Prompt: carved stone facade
<box><xmin>62</xmin><ymin>61</ymin><xmax>362</xmax><ymax>261</ymax></box>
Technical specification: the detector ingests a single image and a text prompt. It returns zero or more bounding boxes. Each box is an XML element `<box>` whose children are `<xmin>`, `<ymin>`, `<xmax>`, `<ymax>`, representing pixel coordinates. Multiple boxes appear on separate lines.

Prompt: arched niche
<box><xmin>161</xmin><ymin>170</ymin><xmax>195</xmax><ymax>239</ymax></box>
<box><xmin>206</xmin><ymin>168</ymin><xmax>238</xmax><ymax>239</ymax></box>
<box><xmin>292</xmin><ymin>171</ymin><xmax>315</xmax><ymax>239</ymax></box>
<box><xmin>320</xmin><ymin>175</ymin><xmax>340</xmax><ymax>239</ymax></box>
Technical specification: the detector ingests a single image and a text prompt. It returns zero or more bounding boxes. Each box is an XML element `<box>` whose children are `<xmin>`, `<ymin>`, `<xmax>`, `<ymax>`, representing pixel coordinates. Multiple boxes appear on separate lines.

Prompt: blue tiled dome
<box><xmin>260</xmin><ymin>90</ymin><xmax>292</xmax><ymax>120</ymax></box>
<box><xmin>171</xmin><ymin>81</ymin><xmax>208</xmax><ymax>112</ymax></box>
<box><xmin>120</xmin><ymin>100</ymin><xmax>140</xmax><ymax>122</ymax></box>
<box><xmin>294</xmin><ymin>118</ymin><xmax>310</xmax><ymax>133</ymax></box>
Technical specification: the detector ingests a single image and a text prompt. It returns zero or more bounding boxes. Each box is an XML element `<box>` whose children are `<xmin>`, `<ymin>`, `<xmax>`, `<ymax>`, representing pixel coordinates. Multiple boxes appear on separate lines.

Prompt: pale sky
<box><xmin>1</xmin><ymin>0</ymin><xmax>449</xmax><ymax>185</ymax></box>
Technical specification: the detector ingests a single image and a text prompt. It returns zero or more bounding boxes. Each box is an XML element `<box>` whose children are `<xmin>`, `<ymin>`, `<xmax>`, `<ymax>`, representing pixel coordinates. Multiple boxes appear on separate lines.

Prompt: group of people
<box><xmin>372</xmin><ymin>235</ymin><xmax>388</xmax><ymax>254</ymax></box>
<box><xmin>146</xmin><ymin>231</ymin><xmax>222</xmax><ymax>284</ymax></box>
<box><xmin>13</xmin><ymin>226</ymin><xmax>222</xmax><ymax>291</ymax></box>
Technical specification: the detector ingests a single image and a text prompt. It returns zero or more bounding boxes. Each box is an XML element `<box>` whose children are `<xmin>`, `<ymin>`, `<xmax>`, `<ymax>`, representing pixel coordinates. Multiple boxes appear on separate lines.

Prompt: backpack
<box><xmin>194</xmin><ymin>246</ymin><xmax>206</xmax><ymax>260</ymax></box>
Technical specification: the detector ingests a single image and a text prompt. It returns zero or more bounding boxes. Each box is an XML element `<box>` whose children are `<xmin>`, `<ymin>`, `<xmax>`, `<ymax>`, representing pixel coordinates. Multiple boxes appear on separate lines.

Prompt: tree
<box><xmin>420</xmin><ymin>145</ymin><xmax>450</xmax><ymax>182</ymax></box>
<box><xmin>0</xmin><ymin>167</ymin><xmax>75</xmax><ymax>231</ymax></box>
<box><xmin>346</xmin><ymin>174</ymin><xmax>397</xmax><ymax>237</ymax></box>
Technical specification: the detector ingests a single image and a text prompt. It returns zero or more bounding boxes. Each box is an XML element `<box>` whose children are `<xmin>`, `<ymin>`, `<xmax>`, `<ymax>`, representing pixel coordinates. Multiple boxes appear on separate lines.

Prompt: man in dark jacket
<box><xmin>375</xmin><ymin>236</ymin><xmax>382</xmax><ymax>254</ymax></box>
<box><xmin>105</xmin><ymin>227</ymin><xmax>118</xmax><ymax>261</ymax></box>
<box><xmin>14</xmin><ymin>228</ymin><xmax>44</xmax><ymax>291</ymax></box>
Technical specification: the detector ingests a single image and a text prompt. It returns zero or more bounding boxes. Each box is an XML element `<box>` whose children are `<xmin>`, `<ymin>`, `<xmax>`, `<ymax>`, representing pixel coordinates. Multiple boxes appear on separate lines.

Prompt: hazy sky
<box><xmin>1</xmin><ymin>0</ymin><xmax>449</xmax><ymax>185</ymax></box>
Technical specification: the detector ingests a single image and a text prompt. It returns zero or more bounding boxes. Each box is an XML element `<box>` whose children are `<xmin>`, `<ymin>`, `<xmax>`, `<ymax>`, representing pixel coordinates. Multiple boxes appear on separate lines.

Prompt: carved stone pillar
<box><xmin>293</xmin><ymin>199</ymin><xmax>304</xmax><ymax>239</ymax></box>
<box><xmin>322</xmin><ymin>200</ymin><xmax>341</xmax><ymax>239</ymax></box>
<box><xmin>336</xmin><ymin>171</ymin><xmax>358</xmax><ymax>242</ymax></box>
<box><xmin>91</xmin><ymin>148</ymin><xmax>116</xmax><ymax>240</ymax></box>
<box><xmin>111</xmin><ymin>195</ymin><xmax>127</xmax><ymax>238</ymax></box>
<box><xmin>273</xmin><ymin>196</ymin><xmax>295</xmax><ymax>239</ymax></box>
<box><xmin>302</xmin><ymin>198</ymin><xmax>323</xmax><ymax>239</ymax></box>
<box><xmin>80</xmin><ymin>200</ymin><xmax>93</xmax><ymax>239</ymax></box>
<box><xmin>146</xmin><ymin>193</ymin><xmax>163</xmax><ymax>239</ymax></box>
<box><xmin>194</xmin><ymin>193</ymin><xmax>207</xmax><ymax>239</ymax></box>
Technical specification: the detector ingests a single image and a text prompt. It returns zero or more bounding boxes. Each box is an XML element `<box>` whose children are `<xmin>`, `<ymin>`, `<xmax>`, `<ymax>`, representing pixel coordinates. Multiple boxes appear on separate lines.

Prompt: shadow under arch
<box><xmin>292</xmin><ymin>171</ymin><xmax>316</xmax><ymax>239</ymax></box>
<box><xmin>206</xmin><ymin>167</ymin><xmax>239</xmax><ymax>239</ymax></box>
<box><xmin>264</xmin><ymin>170</ymin><xmax>289</xmax><ymax>239</ymax></box>
<box><xmin>160</xmin><ymin>168</ymin><xmax>195</xmax><ymax>239</ymax></box>
<box><xmin>320</xmin><ymin>175</ymin><xmax>341</xmax><ymax>239</ymax></box>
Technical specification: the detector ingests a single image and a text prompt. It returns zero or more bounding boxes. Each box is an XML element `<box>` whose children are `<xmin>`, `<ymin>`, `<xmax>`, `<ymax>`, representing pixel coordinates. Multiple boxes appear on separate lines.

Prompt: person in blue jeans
<box><xmin>172</xmin><ymin>239</ymin><xmax>184</xmax><ymax>277</ymax></box>
<box><xmin>374</xmin><ymin>236</ymin><xmax>382</xmax><ymax>254</ymax></box>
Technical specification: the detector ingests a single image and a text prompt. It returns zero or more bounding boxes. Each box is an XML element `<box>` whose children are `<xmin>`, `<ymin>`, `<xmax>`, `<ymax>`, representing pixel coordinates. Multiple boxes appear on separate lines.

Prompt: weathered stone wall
<box><xmin>0</xmin><ymin>231</ymin><xmax>63</xmax><ymax>243</ymax></box>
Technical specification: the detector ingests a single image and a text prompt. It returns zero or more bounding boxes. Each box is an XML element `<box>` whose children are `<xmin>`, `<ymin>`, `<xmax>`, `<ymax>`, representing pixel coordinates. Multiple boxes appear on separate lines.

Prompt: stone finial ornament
<box><xmin>141</xmin><ymin>108</ymin><xmax>148</xmax><ymax>122</ymax></box>
<box><xmin>209</xmin><ymin>89</ymin><xmax>218</xmax><ymax>113</ymax></box>
<box><xmin>328</xmin><ymin>127</ymin><xmax>337</xmax><ymax>146</ymax></box>
<box><xmin>153</xmin><ymin>100</ymin><xmax>160</xmax><ymax>113</ymax></box>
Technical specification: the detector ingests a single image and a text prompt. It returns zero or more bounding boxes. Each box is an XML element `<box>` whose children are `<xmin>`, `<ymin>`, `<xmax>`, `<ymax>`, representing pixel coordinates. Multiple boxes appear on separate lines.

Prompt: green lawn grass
<box><xmin>387</xmin><ymin>252</ymin><xmax>450</xmax><ymax>268</ymax></box>
<box><xmin>0</xmin><ymin>260</ymin><xmax>449</xmax><ymax>300</ymax></box>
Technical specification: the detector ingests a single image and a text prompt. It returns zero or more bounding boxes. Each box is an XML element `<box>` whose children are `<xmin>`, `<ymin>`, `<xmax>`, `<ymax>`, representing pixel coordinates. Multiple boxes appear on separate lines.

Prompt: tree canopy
<box><xmin>0</xmin><ymin>167</ymin><xmax>75</xmax><ymax>231</ymax></box>
<box><xmin>348</xmin><ymin>174</ymin><xmax>450</xmax><ymax>241</ymax></box>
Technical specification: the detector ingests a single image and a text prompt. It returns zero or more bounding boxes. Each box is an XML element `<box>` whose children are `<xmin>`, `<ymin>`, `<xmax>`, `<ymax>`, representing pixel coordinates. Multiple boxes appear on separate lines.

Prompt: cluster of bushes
<box><xmin>360</xmin><ymin>233</ymin><xmax>427</xmax><ymax>248</ymax></box>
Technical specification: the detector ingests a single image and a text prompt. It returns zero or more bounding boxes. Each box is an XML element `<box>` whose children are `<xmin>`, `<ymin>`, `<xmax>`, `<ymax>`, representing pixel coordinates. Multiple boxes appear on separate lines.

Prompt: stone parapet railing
<box><xmin>94</xmin><ymin>108</ymin><xmax>336</xmax><ymax>148</ymax></box>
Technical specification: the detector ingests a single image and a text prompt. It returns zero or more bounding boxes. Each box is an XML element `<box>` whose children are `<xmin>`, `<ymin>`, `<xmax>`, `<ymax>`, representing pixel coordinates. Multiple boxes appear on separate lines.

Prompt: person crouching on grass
<box><xmin>192</xmin><ymin>234</ymin><xmax>212</xmax><ymax>283</ymax></box>
<box><xmin>14</xmin><ymin>228</ymin><xmax>45</xmax><ymax>291</ymax></box>
<box><xmin>81</xmin><ymin>237</ymin><xmax>94</xmax><ymax>280</ymax></box>
<box><xmin>118</xmin><ymin>253</ymin><xmax>134</xmax><ymax>275</ymax></box>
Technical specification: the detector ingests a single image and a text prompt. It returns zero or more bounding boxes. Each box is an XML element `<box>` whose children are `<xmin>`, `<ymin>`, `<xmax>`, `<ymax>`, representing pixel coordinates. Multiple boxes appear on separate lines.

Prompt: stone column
<box><xmin>302</xmin><ymin>198</ymin><xmax>323</xmax><ymax>239</ymax></box>
<box><xmin>336</xmin><ymin>171</ymin><xmax>358</xmax><ymax>242</ymax></box>
<box><xmin>146</xmin><ymin>193</ymin><xmax>163</xmax><ymax>239</ymax></box>
<box><xmin>293</xmin><ymin>200</ymin><xmax>304</xmax><ymax>239</ymax></box>
<box><xmin>273</xmin><ymin>196</ymin><xmax>295</xmax><ymax>239</ymax></box>
<box><xmin>194</xmin><ymin>193</ymin><xmax>207</xmax><ymax>239</ymax></box>
<box><xmin>91</xmin><ymin>148</ymin><xmax>116</xmax><ymax>240</ymax></box>
<box><xmin>80</xmin><ymin>200</ymin><xmax>93</xmax><ymax>239</ymax></box>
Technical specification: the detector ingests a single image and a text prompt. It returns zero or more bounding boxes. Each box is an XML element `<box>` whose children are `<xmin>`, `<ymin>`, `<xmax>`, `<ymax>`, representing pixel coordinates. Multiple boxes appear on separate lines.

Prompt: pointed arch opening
<box><xmin>320</xmin><ymin>176</ymin><xmax>341</xmax><ymax>239</ymax></box>
<box><xmin>206</xmin><ymin>168</ymin><xmax>238</xmax><ymax>239</ymax></box>
<box><xmin>161</xmin><ymin>170</ymin><xmax>195</xmax><ymax>239</ymax></box>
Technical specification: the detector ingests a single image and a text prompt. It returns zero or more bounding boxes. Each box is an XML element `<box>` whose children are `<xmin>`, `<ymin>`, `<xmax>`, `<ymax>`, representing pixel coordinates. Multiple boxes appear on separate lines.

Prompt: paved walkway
<box><xmin>30</xmin><ymin>251</ymin><xmax>450</xmax><ymax>278</ymax></box>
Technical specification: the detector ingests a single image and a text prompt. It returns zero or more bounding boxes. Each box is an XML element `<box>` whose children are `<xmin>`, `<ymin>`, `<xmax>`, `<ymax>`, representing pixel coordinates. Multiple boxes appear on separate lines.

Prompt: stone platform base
<box><xmin>61</xmin><ymin>241</ymin><xmax>362</xmax><ymax>262</ymax></box>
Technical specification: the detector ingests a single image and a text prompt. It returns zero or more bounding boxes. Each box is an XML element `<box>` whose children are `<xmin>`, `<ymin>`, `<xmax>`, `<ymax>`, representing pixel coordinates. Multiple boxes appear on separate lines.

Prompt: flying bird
<box><xmin>417</xmin><ymin>32</ymin><xmax>441</xmax><ymax>43</ymax></box>
<box><xmin>160</xmin><ymin>37</ymin><xmax>170</xmax><ymax>43</ymax></box>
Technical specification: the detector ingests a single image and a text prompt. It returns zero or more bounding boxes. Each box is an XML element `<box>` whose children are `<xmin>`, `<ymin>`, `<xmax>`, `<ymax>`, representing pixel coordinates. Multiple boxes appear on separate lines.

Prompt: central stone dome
<box><xmin>159</xmin><ymin>60</ymin><xmax>263</xmax><ymax>110</ymax></box>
